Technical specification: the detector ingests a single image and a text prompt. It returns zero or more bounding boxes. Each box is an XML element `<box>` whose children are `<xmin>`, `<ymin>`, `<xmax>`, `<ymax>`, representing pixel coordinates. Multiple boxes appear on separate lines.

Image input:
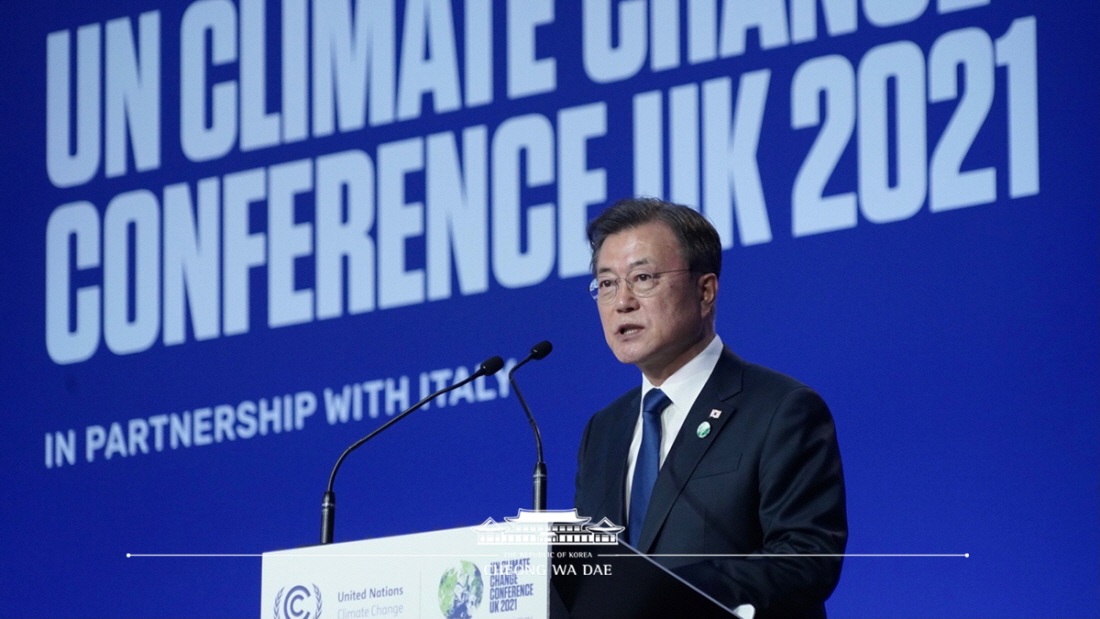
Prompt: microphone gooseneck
<box><xmin>320</xmin><ymin>355</ymin><xmax>504</xmax><ymax>544</ymax></box>
<box><xmin>508</xmin><ymin>340</ymin><xmax>552</xmax><ymax>511</ymax></box>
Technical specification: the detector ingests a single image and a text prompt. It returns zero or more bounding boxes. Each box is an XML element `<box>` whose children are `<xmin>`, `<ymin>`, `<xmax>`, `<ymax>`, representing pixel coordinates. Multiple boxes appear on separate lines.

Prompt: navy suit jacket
<box><xmin>574</xmin><ymin>347</ymin><xmax>847</xmax><ymax>618</ymax></box>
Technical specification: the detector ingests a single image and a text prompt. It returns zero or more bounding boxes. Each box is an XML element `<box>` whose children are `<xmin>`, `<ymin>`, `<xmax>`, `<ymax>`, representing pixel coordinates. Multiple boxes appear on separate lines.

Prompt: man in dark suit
<box><xmin>574</xmin><ymin>198</ymin><xmax>847</xmax><ymax>618</ymax></box>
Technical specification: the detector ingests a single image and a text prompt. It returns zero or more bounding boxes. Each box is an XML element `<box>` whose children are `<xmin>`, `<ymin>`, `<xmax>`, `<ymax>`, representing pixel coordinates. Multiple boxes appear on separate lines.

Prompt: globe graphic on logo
<box><xmin>438</xmin><ymin>561</ymin><xmax>484</xmax><ymax>619</ymax></box>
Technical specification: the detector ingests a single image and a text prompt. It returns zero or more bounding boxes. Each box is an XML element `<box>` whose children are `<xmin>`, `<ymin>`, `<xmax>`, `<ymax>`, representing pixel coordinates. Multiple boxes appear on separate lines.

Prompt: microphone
<box><xmin>508</xmin><ymin>340</ymin><xmax>552</xmax><ymax>511</ymax></box>
<box><xmin>320</xmin><ymin>355</ymin><xmax>504</xmax><ymax>544</ymax></box>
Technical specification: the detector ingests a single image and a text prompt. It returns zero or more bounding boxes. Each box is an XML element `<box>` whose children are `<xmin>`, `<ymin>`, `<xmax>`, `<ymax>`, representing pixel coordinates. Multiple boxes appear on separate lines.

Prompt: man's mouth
<box><xmin>618</xmin><ymin>324</ymin><xmax>643</xmax><ymax>336</ymax></box>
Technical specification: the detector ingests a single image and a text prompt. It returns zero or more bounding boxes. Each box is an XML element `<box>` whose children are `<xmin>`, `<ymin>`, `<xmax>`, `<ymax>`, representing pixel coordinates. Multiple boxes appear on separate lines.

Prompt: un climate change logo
<box><xmin>274</xmin><ymin>584</ymin><xmax>322</xmax><ymax>619</ymax></box>
<box><xmin>438</xmin><ymin>561</ymin><xmax>483</xmax><ymax>619</ymax></box>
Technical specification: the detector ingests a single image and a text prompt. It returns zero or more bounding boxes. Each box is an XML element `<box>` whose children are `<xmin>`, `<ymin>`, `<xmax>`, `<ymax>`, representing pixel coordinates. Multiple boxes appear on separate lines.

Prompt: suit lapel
<box><xmin>636</xmin><ymin>347</ymin><xmax>744</xmax><ymax>552</ymax></box>
<box><xmin>605</xmin><ymin>390</ymin><xmax>641</xmax><ymax>528</ymax></box>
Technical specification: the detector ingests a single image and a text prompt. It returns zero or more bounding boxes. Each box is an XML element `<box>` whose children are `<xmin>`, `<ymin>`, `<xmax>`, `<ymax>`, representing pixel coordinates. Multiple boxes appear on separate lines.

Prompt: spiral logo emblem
<box><xmin>274</xmin><ymin>584</ymin><xmax>323</xmax><ymax>619</ymax></box>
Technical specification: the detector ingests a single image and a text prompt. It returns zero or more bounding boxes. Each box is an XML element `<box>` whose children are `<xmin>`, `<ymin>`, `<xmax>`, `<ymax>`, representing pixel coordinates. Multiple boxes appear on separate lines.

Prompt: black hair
<box><xmin>587</xmin><ymin>197</ymin><xmax>722</xmax><ymax>278</ymax></box>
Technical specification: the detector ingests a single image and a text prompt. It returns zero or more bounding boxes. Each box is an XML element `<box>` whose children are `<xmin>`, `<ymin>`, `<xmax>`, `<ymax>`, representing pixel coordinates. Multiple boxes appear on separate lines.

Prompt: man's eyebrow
<box><xmin>595</xmin><ymin>258</ymin><xmax>651</xmax><ymax>275</ymax></box>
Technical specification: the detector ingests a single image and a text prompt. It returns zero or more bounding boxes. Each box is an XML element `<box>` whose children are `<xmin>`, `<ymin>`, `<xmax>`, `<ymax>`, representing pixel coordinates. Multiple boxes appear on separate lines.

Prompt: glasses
<box><xmin>588</xmin><ymin>269</ymin><xmax>693</xmax><ymax>303</ymax></box>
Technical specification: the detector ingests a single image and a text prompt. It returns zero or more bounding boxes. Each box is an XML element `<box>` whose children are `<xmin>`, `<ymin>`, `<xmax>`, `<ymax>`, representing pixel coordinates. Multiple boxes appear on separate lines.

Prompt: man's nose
<box><xmin>615</xmin><ymin>283</ymin><xmax>639</xmax><ymax>310</ymax></box>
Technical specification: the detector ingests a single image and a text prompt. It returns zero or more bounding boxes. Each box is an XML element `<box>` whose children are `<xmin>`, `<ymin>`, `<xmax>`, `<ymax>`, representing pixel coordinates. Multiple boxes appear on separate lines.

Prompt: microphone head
<box><xmin>530</xmin><ymin>340</ymin><xmax>553</xmax><ymax>360</ymax></box>
<box><xmin>480</xmin><ymin>355</ymin><xmax>505</xmax><ymax>376</ymax></box>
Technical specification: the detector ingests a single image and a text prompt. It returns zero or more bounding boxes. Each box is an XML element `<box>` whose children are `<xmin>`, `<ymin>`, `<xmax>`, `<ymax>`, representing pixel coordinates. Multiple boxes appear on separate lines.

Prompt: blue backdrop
<box><xmin>1</xmin><ymin>1</ymin><xmax>1096</xmax><ymax>617</ymax></box>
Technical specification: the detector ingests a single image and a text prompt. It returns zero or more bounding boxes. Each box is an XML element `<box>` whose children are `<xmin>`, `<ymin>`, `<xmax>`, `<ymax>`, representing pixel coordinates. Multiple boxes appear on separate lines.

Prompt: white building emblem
<box><xmin>471</xmin><ymin>509</ymin><xmax>624</xmax><ymax>545</ymax></box>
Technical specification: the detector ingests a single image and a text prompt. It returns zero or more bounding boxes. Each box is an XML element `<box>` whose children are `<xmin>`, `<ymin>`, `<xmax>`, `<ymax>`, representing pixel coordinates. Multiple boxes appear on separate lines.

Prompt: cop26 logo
<box><xmin>274</xmin><ymin>584</ymin><xmax>322</xmax><ymax>619</ymax></box>
<box><xmin>438</xmin><ymin>561</ymin><xmax>483</xmax><ymax>619</ymax></box>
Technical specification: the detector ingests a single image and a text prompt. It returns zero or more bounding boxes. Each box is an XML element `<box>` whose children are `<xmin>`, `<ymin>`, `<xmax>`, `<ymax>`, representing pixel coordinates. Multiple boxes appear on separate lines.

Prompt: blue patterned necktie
<box><xmin>628</xmin><ymin>388</ymin><xmax>671</xmax><ymax>547</ymax></box>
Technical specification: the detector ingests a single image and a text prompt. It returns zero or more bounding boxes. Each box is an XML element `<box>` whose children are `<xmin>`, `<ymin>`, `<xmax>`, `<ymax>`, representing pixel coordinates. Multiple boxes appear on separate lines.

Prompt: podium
<box><xmin>261</xmin><ymin>510</ymin><xmax>736</xmax><ymax>619</ymax></box>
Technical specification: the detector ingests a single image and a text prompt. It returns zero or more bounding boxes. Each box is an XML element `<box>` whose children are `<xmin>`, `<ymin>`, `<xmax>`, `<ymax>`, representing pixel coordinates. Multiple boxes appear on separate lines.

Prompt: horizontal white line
<box><xmin>605</xmin><ymin>553</ymin><xmax>970</xmax><ymax>558</ymax></box>
<box><xmin>126</xmin><ymin>553</ymin><xmax>500</xmax><ymax>558</ymax></box>
<box><xmin>128</xmin><ymin>552</ymin><xmax>969</xmax><ymax>559</ymax></box>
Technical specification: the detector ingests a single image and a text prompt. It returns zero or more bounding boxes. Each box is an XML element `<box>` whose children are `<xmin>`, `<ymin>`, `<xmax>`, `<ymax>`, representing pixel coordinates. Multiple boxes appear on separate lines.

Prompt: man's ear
<box><xmin>698</xmin><ymin>273</ymin><xmax>718</xmax><ymax>314</ymax></box>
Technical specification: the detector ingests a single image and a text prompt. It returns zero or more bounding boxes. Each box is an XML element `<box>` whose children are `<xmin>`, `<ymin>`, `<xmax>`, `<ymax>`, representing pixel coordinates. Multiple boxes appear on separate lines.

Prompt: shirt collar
<box><xmin>641</xmin><ymin>334</ymin><xmax>724</xmax><ymax>413</ymax></box>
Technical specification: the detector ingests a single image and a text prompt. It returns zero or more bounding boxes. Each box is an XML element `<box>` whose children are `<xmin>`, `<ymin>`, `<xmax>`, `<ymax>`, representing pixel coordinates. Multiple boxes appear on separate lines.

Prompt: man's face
<box><xmin>594</xmin><ymin>221</ymin><xmax>717</xmax><ymax>384</ymax></box>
